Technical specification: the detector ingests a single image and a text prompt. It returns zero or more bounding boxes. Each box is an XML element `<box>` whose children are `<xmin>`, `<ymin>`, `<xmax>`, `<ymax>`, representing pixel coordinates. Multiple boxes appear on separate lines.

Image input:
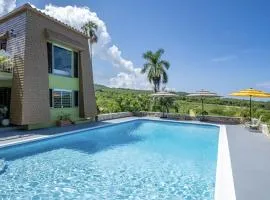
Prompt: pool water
<box><xmin>0</xmin><ymin>120</ymin><xmax>219</xmax><ymax>200</ymax></box>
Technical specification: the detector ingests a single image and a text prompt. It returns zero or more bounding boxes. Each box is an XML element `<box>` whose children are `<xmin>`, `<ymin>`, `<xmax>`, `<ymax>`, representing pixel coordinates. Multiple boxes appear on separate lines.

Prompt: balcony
<box><xmin>0</xmin><ymin>62</ymin><xmax>13</xmax><ymax>73</ymax></box>
<box><xmin>0</xmin><ymin>61</ymin><xmax>13</xmax><ymax>80</ymax></box>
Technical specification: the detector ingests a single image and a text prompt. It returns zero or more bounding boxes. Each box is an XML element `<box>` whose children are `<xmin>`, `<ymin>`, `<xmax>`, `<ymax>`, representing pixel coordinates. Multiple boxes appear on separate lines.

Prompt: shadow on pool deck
<box><xmin>227</xmin><ymin>125</ymin><xmax>270</xmax><ymax>200</ymax></box>
<box><xmin>0</xmin><ymin>121</ymin><xmax>112</xmax><ymax>144</ymax></box>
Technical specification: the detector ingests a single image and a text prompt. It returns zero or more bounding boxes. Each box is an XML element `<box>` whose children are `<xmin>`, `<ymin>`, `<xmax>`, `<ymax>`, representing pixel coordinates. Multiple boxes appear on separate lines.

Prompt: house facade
<box><xmin>0</xmin><ymin>4</ymin><xmax>97</xmax><ymax>128</ymax></box>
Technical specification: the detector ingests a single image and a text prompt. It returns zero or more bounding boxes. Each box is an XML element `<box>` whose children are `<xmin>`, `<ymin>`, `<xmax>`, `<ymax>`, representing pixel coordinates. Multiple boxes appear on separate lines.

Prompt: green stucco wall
<box><xmin>26</xmin><ymin>75</ymin><xmax>80</xmax><ymax>129</ymax></box>
<box><xmin>49</xmin><ymin>74</ymin><xmax>79</xmax><ymax>90</ymax></box>
<box><xmin>50</xmin><ymin>108</ymin><xmax>80</xmax><ymax>121</ymax></box>
<box><xmin>48</xmin><ymin>74</ymin><xmax>80</xmax><ymax>125</ymax></box>
<box><xmin>0</xmin><ymin>72</ymin><xmax>12</xmax><ymax>87</ymax></box>
<box><xmin>0</xmin><ymin>79</ymin><xmax>12</xmax><ymax>87</ymax></box>
<box><xmin>27</xmin><ymin>108</ymin><xmax>80</xmax><ymax>129</ymax></box>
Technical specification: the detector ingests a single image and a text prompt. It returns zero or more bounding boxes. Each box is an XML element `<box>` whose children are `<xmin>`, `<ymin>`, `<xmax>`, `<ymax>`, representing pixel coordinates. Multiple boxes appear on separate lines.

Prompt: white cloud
<box><xmin>107</xmin><ymin>45</ymin><xmax>143</xmax><ymax>75</ymax></box>
<box><xmin>39</xmin><ymin>4</ymin><xmax>148</xmax><ymax>89</ymax></box>
<box><xmin>0</xmin><ymin>0</ymin><xmax>16</xmax><ymax>16</ymax></box>
<box><xmin>41</xmin><ymin>4</ymin><xmax>111</xmax><ymax>54</ymax></box>
<box><xmin>211</xmin><ymin>55</ymin><xmax>237</xmax><ymax>62</ymax></box>
<box><xmin>109</xmin><ymin>72</ymin><xmax>152</xmax><ymax>90</ymax></box>
<box><xmin>107</xmin><ymin>45</ymin><xmax>135</xmax><ymax>72</ymax></box>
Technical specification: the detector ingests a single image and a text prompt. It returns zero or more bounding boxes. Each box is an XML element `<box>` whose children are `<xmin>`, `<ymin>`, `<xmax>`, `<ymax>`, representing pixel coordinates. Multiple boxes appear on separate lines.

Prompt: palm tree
<box><xmin>141</xmin><ymin>49</ymin><xmax>170</xmax><ymax>93</ymax></box>
<box><xmin>81</xmin><ymin>21</ymin><xmax>98</xmax><ymax>64</ymax></box>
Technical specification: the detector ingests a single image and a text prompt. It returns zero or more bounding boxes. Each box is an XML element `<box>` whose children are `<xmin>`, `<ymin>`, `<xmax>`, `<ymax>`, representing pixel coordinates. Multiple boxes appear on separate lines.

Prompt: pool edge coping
<box><xmin>215</xmin><ymin>125</ymin><xmax>236</xmax><ymax>200</ymax></box>
<box><xmin>0</xmin><ymin>117</ymin><xmax>236</xmax><ymax>200</ymax></box>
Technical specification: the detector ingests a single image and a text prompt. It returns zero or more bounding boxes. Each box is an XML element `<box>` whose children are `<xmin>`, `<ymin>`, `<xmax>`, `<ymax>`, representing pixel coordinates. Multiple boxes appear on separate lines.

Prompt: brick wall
<box><xmin>0</xmin><ymin>12</ymin><xmax>26</xmax><ymax>124</ymax></box>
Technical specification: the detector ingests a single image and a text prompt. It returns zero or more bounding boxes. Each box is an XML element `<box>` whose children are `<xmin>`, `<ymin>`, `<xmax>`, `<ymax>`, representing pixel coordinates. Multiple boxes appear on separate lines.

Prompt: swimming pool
<box><xmin>0</xmin><ymin>119</ymin><xmax>220</xmax><ymax>199</ymax></box>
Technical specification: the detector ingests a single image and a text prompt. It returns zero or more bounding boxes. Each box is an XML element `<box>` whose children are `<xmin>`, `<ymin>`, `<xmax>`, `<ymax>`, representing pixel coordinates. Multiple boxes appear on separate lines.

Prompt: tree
<box><xmin>81</xmin><ymin>21</ymin><xmax>98</xmax><ymax>66</ymax></box>
<box><xmin>0</xmin><ymin>55</ymin><xmax>7</xmax><ymax>64</ymax></box>
<box><xmin>0</xmin><ymin>51</ymin><xmax>8</xmax><ymax>64</ymax></box>
<box><xmin>141</xmin><ymin>49</ymin><xmax>170</xmax><ymax>93</ymax></box>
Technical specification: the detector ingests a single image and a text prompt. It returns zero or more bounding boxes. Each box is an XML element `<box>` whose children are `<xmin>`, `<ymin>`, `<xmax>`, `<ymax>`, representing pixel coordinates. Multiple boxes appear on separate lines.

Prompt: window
<box><xmin>0</xmin><ymin>39</ymin><xmax>7</xmax><ymax>51</ymax></box>
<box><xmin>47</xmin><ymin>43</ymin><xmax>79</xmax><ymax>77</ymax></box>
<box><xmin>52</xmin><ymin>90</ymin><xmax>72</xmax><ymax>108</ymax></box>
<box><xmin>50</xmin><ymin>89</ymin><xmax>78</xmax><ymax>108</ymax></box>
<box><xmin>53</xmin><ymin>45</ymin><xmax>72</xmax><ymax>77</ymax></box>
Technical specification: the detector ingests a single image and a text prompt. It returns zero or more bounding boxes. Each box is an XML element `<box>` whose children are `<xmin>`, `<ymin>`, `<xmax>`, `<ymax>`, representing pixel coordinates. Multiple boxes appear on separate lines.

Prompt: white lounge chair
<box><xmin>245</xmin><ymin>115</ymin><xmax>262</xmax><ymax>130</ymax></box>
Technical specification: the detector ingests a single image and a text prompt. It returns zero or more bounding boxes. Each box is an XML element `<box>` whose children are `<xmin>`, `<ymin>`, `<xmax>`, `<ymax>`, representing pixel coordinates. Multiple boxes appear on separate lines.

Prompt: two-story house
<box><xmin>0</xmin><ymin>3</ymin><xmax>97</xmax><ymax>129</ymax></box>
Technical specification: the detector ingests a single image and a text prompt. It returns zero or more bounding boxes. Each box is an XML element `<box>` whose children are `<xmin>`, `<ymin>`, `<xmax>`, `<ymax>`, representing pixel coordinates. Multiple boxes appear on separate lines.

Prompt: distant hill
<box><xmin>94</xmin><ymin>84</ymin><xmax>188</xmax><ymax>95</ymax></box>
<box><xmin>94</xmin><ymin>84</ymin><xmax>110</xmax><ymax>91</ymax></box>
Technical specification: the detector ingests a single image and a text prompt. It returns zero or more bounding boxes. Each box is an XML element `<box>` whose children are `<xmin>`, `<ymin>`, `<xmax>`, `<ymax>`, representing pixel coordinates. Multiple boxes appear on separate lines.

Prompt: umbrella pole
<box><xmin>163</xmin><ymin>104</ymin><xmax>165</xmax><ymax>118</ymax></box>
<box><xmin>201</xmin><ymin>98</ymin><xmax>204</xmax><ymax>116</ymax></box>
<box><xmin>250</xmin><ymin>96</ymin><xmax>252</xmax><ymax>121</ymax></box>
<box><xmin>162</xmin><ymin>98</ymin><xmax>165</xmax><ymax>118</ymax></box>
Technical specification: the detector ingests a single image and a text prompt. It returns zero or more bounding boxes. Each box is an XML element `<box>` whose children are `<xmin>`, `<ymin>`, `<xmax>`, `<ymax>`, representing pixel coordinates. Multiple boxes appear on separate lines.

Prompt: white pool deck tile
<box><xmin>0</xmin><ymin>117</ymin><xmax>270</xmax><ymax>200</ymax></box>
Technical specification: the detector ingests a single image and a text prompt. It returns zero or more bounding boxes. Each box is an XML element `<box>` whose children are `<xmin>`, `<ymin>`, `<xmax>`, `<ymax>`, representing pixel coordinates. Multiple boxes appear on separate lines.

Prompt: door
<box><xmin>0</xmin><ymin>88</ymin><xmax>11</xmax><ymax>117</ymax></box>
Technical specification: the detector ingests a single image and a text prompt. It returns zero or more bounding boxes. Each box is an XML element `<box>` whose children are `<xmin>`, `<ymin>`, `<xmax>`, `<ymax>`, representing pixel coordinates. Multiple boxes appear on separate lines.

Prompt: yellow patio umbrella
<box><xmin>230</xmin><ymin>88</ymin><xmax>270</xmax><ymax>120</ymax></box>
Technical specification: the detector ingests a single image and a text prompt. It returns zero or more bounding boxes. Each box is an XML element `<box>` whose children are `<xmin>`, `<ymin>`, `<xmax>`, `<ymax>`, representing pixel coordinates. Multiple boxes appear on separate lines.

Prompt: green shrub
<box><xmin>209</xmin><ymin>108</ymin><xmax>225</xmax><ymax>116</ymax></box>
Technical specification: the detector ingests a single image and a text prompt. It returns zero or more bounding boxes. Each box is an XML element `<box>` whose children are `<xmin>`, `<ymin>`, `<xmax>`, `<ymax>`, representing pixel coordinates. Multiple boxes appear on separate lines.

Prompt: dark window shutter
<box><xmin>49</xmin><ymin>89</ymin><xmax>53</xmax><ymax>107</ymax></box>
<box><xmin>74</xmin><ymin>91</ymin><xmax>79</xmax><ymax>107</ymax></box>
<box><xmin>73</xmin><ymin>51</ymin><xmax>79</xmax><ymax>78</ymax></box>
<box><xmin>47</xmin><ymin>43</ymin><xmax>52</xmax><ymax>73</ymax></box>
<box><xmin>0</xmin><ymin>40</ymin><xmax>7</xmax><ymax>50</ymax></box>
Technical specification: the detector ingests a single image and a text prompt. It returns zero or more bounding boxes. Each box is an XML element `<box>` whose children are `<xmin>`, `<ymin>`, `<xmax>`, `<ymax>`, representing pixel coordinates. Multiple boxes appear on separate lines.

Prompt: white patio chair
<box><xmin>245</xmin><ymin>115</ymin><xmax>262</xmax><ymax>130</ymax></box>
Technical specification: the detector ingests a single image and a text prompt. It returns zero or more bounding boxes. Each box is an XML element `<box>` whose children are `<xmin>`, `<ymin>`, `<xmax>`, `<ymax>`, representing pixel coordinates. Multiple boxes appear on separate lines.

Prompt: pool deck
<box><xmin>226</xmin><ymin>125</ymin><xmax>270</xmax><ymax>200</ymax></box>
<box><xmin>0</xmin><ymin>117</ymin><xmax>270</xmax><ymax>200</ymax></box>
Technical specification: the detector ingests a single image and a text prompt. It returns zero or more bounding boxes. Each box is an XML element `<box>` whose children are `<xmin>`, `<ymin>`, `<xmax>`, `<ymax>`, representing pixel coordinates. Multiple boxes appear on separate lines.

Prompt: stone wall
<box><xmin>97</xmin><ymin>111</ymin><xmax>242</xmax><ymax>125</ymax></box>
<box><xmin>133</xmin><ymin>111</ymin><xmax>242</xmax><ymax>125</ymax></box>
<box><xmin>97</xmin><ymin>112</ymin><xmax>133</xmax><ymax>121</ymax></box>
<box><xmin>202</xmin><ymin>115</ymin><xmax>242</xmax><ymax>125</ymax></box>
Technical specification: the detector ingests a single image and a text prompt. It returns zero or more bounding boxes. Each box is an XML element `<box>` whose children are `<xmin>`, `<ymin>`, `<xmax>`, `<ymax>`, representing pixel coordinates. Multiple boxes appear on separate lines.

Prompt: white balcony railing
<box><xmin>0</xmin><ymin>50</ymin><xmax>13</xmax><ymax>73</ymax></box>
<box><xmin>0</xmin><ymin>60</ymin><xmax>13</xmax><ymax>73</ymax></box>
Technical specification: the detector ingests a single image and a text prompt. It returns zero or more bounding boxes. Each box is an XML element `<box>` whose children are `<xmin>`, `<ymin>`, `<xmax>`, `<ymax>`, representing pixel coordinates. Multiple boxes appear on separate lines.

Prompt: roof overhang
<box><xmin>0</xmin><ymin>3</ymin><xmax>89</xmax><ymax>39</ymax></box>
<box><xmin>44</xmin><ymin>29</ymin><xmax>86</xmax><ymax>51</ymax></box>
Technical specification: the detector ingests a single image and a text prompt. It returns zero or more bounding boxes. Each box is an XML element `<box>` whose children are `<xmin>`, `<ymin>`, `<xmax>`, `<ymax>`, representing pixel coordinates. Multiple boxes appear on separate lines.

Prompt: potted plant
<box><xmin>0</xmin><ymin>105</ymin><xmax>9</xmax><ymax>127</ymax></box>
<box><xmin>56</xmin><ymin>113</ymin><xmax>72</xmax><ymax>127</ymax></box>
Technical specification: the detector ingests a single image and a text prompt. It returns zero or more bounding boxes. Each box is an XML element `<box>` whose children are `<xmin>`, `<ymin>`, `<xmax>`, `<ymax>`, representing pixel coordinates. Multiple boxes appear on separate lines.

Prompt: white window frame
<box><xmin>52</xmin><ymin>89</ymin><xmax>73</xmax><ymax>108</ymax></box>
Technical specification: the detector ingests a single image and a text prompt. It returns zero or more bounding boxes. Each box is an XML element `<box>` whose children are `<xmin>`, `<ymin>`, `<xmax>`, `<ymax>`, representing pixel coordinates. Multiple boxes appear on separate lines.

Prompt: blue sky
<box><xmin>10</xmin><ymin>1</ymin><xmax>270</xmax><ymax>95</ymax></box>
